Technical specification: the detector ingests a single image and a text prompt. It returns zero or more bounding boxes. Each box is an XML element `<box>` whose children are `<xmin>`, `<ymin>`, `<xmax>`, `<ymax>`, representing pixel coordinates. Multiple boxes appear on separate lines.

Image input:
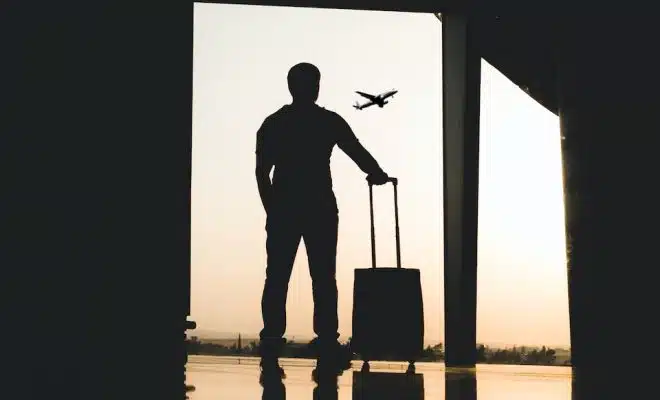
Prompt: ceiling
<box><xmin>206</xmin><ymin>1</ymin><xmax>560</xmax><ymax>115</ymax></box>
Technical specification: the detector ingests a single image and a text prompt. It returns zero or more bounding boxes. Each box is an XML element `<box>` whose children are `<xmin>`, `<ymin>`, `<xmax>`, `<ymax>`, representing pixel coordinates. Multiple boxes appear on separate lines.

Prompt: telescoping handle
<box><xmin>369</xmin><ymin>177</ymin><xmax>402</xmax><ymax>269</ymax></box>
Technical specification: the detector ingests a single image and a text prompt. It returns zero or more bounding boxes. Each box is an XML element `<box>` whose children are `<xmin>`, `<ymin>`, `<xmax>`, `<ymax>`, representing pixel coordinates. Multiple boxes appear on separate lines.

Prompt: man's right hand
<box><xmin>366</xmin><ymin>171</ymin><xmax>390</xmax><ymax>186</ymax></box>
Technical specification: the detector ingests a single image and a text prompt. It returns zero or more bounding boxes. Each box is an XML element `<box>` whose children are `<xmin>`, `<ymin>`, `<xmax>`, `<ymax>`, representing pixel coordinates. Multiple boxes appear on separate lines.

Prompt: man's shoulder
<box><xmin>263</xmin><ymin>105</ymin><xmax>290</xmax><ymax>123</ymax></box>
<box><xmin>258</xmin><ymin>106</ymin><xmax>290</xmax><ymax>135</ymax></box>
<box><xmin>316</xmin><ymin>106</ymin><xmax>348</xmax><ymax>126</ymax></box>
<box><xmin>317</xmin><ymin>105</ymin><xmax>340</xmax><ymax>117</ymax></box>
<box><xmin>261</xmin><ymin>104</ymin><xmax>347</xmax><ymax>128</ymax></box>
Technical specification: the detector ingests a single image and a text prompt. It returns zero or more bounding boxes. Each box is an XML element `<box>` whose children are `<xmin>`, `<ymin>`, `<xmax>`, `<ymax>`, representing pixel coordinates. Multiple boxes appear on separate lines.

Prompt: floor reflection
<box><xmin>445</xmin><ymin>370</ymin><xmax>476</xmax><ymax>400</ymax></box>
<box><xmin>570</xmin><ymin>368</ymin><xmax>619</xmax><ymax>400</ymax></box>
<box><xmin>260</xmin><ymin>365</ymin><xmax>347</xmax><ymax>400</ymax></box>
<box><xmin>260</xmin><ymin>369</ymin><xmax>286</xmax><ymax>400</ymax></box>
<box><xmin>252</xmin><ymin>362</ymin><xmax>571</xmax><ymax>400</ymax></box>
<box><xmin>260</xmin><ymin>366</ymin><xmax>427</xmax><ymax>400</ymax></box>
<box><xmin>312</xmin><ymin>368</ymin><xmax>341</xmax><ymax>400</ymax></box>
<box><xmin>353</xmin><ymin>370</ymin><xmax>425</xmax><ymax>400</ymax></box>
<box><xmin>188</xmin><ymin>356</ymin><xmax>573</xmax><ymax>400</ymax></box>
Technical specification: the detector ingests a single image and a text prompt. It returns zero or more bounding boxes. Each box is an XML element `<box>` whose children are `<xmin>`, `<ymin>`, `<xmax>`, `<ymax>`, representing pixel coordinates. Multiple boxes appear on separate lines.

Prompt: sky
<box><xmin>191</xmin><ymin>3</ymin><xmax>570</xmax><ymax>348</ymax></box>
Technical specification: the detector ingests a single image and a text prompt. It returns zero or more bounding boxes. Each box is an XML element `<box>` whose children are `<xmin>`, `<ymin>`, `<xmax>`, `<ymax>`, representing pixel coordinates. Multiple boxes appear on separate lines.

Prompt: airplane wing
<box><xmin>356</xmin><ymin>91</ymin><xmax>378</xmax><ymax>101</ymax></box>
<box><xmin>381</xmin><ymin>91</ymin><xmax>396</xmax><ymax>100</ymax></box>
<box><xmin>354</xmin><ymin>100</ymin><xmax>376</xmax><ymax>110</ymax></box>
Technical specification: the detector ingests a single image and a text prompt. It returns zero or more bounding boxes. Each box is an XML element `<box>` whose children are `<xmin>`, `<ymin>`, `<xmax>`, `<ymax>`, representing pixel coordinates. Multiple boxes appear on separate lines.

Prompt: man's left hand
<box><xmin>367</xmin><ymin>171</ymin><xmax>389</xmax><ymax>185</ymax></box>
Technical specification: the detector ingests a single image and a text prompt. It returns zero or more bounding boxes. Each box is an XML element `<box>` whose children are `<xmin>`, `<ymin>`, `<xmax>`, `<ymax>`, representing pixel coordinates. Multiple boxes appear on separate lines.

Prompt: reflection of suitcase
<box><xmin>351</xmin><ymin>178</ymin><xmax>424</xmax><ymax>364</ymax></box>
<box><xmin>353</xmin><ymin>371</ymin><xmax>425</xmax><ymax>400</ymax></box>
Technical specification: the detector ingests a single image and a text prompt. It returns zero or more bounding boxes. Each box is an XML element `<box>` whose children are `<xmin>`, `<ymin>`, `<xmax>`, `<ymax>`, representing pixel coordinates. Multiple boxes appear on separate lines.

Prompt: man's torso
<box><xmin>260</xmin><ymin>104</ymin><xmax>346</xmax><ymax>213</ymax></box>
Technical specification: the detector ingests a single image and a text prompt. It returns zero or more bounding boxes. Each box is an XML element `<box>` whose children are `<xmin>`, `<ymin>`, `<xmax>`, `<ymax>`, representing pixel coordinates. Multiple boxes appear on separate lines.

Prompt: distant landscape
<box><xmin>186</xmin><ymin>330</ymin><xmax>571</xmax><ymax>366</ymax></box>
<box><xmin>188</xmin><ymin>329</ymin><xmax>570</xmax><ymax>351</ymax></box>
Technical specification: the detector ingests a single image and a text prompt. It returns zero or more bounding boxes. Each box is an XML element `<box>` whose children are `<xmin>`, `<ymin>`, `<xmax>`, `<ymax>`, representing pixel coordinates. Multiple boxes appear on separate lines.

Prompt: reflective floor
<box><xmin>186</xmin><ymin>355</ymin><xmax>572</xmax><ymax>399</ymax></box>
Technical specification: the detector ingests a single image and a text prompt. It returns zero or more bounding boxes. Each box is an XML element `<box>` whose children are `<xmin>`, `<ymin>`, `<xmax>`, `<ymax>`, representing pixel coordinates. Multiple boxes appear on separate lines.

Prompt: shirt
<box><xmin>256</xmin><ymin>103</ymin><xmax>380</xmax><ymax>213</ymax></box>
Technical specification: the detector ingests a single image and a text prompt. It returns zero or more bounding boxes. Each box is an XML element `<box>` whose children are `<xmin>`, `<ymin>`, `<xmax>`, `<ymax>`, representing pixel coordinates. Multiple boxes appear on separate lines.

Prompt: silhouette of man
<box><xmin>256</xmin><ymin>62</ymin><xmax>390</xmax><ymax>372</ymax></box>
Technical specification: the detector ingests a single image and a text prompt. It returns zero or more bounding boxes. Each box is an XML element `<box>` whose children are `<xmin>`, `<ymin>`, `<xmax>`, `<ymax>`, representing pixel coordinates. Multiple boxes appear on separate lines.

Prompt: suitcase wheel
<box><xmin>406</xmin><ymin>362</ymin><xmax>415</xmax><ymax>374</ymax></box>
<box><xmin>361</xmin><ymin>361</ymin><xmax>370</xmax><ymax>373</ymax></box>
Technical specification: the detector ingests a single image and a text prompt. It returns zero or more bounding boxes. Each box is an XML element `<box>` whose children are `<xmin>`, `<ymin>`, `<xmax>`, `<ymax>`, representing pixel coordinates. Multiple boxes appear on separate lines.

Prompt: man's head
<box><xmin>287</xmin><ymin>62</ymin><xmax>320</xmax><ymax>103</ymax></box>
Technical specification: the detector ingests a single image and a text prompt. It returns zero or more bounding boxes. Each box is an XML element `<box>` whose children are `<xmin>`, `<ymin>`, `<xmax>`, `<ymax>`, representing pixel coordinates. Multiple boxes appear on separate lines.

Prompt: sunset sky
<box><xmin>191</xmin><ymin>3</ymin><xmax>570</xmax><ymax>347</ymax></box>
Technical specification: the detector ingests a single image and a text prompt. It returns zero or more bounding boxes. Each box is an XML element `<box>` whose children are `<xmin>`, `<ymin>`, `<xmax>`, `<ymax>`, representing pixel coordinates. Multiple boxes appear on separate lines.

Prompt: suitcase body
<box><xmin>351</xmin><ymin>178</ymin><xmax>424</xmax><ymax>362</ymax></box>
<box><xmin>352</xmin><ymin>267</ymin><xmax>424</xmax><ymax>361</ymax></box>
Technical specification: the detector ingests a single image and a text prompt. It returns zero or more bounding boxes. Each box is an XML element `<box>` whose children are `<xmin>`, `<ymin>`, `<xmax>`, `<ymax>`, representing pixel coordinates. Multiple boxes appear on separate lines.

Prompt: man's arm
<box><xmin>255</xmin><ymin>119</ymin><xmax>275</xmax><ymax>214</ymax></box>
<box><xmin>335</xmin><ymin>115</ymin><xmax>388</xmax><ymax>181</ymax></box>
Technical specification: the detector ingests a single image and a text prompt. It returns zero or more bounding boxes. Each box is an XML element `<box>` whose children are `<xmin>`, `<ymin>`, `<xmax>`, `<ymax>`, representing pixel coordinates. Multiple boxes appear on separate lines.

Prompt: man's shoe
<box><xmin>316</xmin><ymin>357</ymin><xmax>350</xmax><ymax>377</ymax></box>
<box><xmin>259</xmin><ymin>337</ymin><xmax>286</xmax><ymax>359</ymax></box>
<box><xmin>316</xmin><ymin>347</ymin><xmax>352</xmax><ymax>375</ymax></box>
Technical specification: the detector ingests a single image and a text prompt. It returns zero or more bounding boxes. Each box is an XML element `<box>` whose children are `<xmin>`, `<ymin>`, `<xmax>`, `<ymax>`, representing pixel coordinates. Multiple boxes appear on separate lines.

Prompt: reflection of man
<box><xmin>312</xmin><ymin>367</ymin><xmax>340</xmax><ymax>400</ymax></box>
<box><xmin>255</xmin><ymin>62</ymin><xmax>390</xmax><ymax>373</ymax></box>
<box><xmin>260</xmin><ymin>368</ymin><xmax>286</xmax><ymax>400</ymax></box>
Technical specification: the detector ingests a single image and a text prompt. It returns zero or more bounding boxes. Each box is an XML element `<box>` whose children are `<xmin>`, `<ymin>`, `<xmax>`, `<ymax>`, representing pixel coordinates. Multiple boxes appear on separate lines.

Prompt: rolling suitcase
<box><xmin>351</xmin><ymin>177</ymin><xmax>424</xmax><ymax>369</ymax></box>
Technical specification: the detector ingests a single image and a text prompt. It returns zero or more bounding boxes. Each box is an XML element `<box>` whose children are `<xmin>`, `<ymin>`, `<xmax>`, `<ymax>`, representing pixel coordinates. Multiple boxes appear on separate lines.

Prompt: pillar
<box><xmin>558</xmin><ymin>15</ymin><xmax>657</xmax><ymax>397</ymax></box>
<box><xmin>441</xmin><ymin>13</ymin><xmax>481</xmax><ymax>368</ymax></box>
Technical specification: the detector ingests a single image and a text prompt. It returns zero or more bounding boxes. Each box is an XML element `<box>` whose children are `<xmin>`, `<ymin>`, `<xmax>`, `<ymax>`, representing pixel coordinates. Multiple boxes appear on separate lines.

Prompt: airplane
<box><xmin>353</xmin><ymin>89</ymin><xmax>398</xmax><ymax>110</ymax></box>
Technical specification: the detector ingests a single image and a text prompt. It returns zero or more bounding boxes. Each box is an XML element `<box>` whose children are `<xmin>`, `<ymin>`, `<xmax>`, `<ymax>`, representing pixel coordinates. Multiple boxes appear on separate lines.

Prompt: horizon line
<box><xmin>188</xmin><ymin>330</ymin><xmax>571</xmax><ymax>349</ymax></box>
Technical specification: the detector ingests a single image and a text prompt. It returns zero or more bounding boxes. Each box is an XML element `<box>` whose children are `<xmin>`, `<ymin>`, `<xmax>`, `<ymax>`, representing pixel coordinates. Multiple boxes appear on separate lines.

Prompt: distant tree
<box><xmin>247</xmin><ymin>341</ymin><xmax>259</xmax><ymax>356</ymax></box>
<box><xmin>433</xmin><ymin>343</ymin><xmax>444</xmax><ymax>359</ymax></box>
<box><xmin>476</xmin><ymin>344</ymin><xmax>487</xmax><ymax>362</ymax></box>
<box><xmin>186</xmin><ymin>336</ymin><xmax>564</xmax><ymax>367</ymax></box>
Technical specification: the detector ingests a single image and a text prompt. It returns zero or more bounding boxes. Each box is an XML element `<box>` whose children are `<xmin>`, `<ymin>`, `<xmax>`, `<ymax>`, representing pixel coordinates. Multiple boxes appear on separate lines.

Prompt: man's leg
<box><xmin>259</xmin><ymin>213</ymin><xmax>301</xmax><ymax>361</ymax></box>
<box><xmin>303</xmin><ymin>210</ymin><xmax>340</xmax><ymax>352</ymax></box>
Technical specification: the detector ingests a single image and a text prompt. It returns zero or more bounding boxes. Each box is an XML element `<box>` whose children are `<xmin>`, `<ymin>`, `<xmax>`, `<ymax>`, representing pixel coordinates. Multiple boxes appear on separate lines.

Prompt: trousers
<box><xmin>259</xmin><ymin>205</ymin><xmax>340</xmax><ymax>354</ymax></box>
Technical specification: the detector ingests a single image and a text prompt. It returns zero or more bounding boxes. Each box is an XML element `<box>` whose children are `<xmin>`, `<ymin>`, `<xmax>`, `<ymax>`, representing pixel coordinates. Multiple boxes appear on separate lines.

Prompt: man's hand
<box><xmin>366</xmin><ymin>171</ymin><xmax>390</xmax><ymax>186</ymax></box>
<box><xmin>255</xmin><ymin>167</ymin><xmax>274</xmax><ymax>215</ymax></box>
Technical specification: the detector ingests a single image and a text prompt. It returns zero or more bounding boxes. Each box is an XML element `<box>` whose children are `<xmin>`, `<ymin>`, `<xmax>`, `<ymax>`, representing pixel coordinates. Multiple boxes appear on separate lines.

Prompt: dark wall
<box><xmin>558</xmin><ymin>15</ymin><xmax>657</xmax><ymax>397</ymax></box>
<box><xmin>5</xmin><ymin>2</ymin><xmax>656</xmax><ymax>398</ymax></box>
<box><xmin>4</xmin><ymin>4</ymin><xmax>193</xmax><ymax>399</ymax></box>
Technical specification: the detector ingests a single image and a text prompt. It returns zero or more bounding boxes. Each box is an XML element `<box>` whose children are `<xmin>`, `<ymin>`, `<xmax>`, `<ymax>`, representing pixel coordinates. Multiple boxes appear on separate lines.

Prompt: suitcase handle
<box><xmin>368</xmin><ymin>177</ymin><xmax>401</xmax><ymax>269</ymax></box>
